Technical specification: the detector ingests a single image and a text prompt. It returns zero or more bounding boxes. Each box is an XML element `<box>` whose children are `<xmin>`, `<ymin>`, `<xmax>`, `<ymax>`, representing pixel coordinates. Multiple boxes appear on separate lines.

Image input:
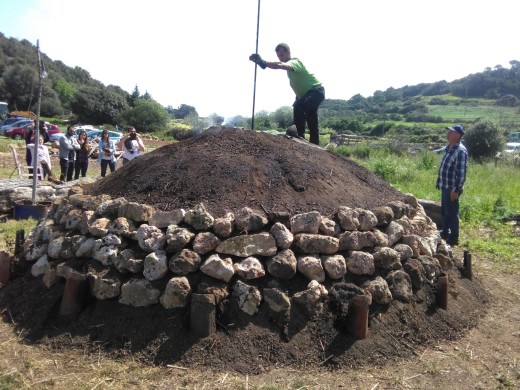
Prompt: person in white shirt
<box><xmin>26</xmin><ymin>136</ymin><xmax>61</xmax><ymax>183</ymax></box>
<box><xmin>118</xmin><ymin>126</ymin><xmax>145</xmax><ymax>165</ymax></box>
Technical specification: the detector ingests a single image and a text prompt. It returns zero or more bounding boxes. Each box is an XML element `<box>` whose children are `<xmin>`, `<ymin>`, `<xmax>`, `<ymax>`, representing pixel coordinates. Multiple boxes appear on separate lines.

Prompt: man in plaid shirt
<box><xmin>436</xmin><ymin>125</ymin><xmax>468</xmax><ymax>246</ymax></box>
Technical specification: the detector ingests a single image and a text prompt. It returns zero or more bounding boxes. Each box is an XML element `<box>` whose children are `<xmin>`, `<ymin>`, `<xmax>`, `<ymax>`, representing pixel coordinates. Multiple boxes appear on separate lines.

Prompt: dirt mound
<box><xmin>0</xmin><ymin>128</ymin><xmax>490</xmax><ymax>374</ymax></box>
<box><xmin>84</xmin><ymin>127</ymin><xmax>404</xmax><ymax>216</ymax></box>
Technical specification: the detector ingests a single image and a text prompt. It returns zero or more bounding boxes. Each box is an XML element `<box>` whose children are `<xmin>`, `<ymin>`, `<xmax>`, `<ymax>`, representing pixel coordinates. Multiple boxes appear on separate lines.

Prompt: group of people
<box><xmin>24</xmin><ymin>123</ymin><xmax>145</xmax><ymax>183</ymax></box>
<box><xmin>250</xmin><ymin>43</ymin><xmax>467</xmax><ymax>246</ymax></box>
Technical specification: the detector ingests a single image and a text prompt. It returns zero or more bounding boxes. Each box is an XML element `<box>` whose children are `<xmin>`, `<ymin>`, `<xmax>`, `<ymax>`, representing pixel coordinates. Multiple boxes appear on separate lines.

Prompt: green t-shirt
<box><xmin>286</xmin><ymin>58</ymin><xmax>322</xmax><ymax>98</ymax></box>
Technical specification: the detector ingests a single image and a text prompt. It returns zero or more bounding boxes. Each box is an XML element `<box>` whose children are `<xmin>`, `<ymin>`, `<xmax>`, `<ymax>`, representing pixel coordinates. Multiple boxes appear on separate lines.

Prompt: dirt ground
<box><xmin>0</xmin><ymin>128</ymin><xmax>518</xmax><ymax>388</ymax></box>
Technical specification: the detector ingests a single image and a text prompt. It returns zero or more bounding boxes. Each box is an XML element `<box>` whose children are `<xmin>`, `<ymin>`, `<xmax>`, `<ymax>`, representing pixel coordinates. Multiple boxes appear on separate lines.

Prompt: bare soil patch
<box><xmin>0</xmin><ymin>128</ymin><xmax>501</xmax><ymax>383</ymax></box>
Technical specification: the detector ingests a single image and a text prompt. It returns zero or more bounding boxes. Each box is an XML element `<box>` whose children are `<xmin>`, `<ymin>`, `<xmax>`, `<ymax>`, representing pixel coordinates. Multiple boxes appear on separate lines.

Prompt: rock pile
<box><xmin>22</xmin><ymin>185</ymin><xmax>453</xmax><ymax>330</ymax></box>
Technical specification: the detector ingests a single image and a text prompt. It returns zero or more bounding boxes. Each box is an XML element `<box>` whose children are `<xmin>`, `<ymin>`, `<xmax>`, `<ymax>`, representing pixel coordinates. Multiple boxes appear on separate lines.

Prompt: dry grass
<box><xmin>1</xmin><ymin>251</ymin><xmax>519</xmax><ymax>389</ymax></box>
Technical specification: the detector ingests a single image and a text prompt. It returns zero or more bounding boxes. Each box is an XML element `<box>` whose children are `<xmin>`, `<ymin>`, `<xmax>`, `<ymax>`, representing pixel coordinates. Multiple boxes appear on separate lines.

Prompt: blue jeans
<box><xmin>100</xmin><ymin>159</ymin><xmax>115</xmax><ymax>177</ymax></box>
<box><xmin>441</xmin><ymin>188</ymin><xmax>460</xmax><ymax>244</ymax></box>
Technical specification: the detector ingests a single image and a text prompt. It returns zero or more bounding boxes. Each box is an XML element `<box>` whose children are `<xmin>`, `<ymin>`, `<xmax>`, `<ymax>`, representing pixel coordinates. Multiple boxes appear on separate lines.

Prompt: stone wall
<box><xmin>20</xmin><ymin>186</ymin><xmax>453</xmax><ymax>321</ymax></box>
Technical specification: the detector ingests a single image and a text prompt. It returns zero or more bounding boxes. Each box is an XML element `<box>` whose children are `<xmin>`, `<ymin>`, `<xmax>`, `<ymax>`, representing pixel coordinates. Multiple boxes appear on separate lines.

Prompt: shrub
<box><xmin>417</xmin><ymin>151</ymin><xmax>436</xmax><ymax>170</ymax></box>
<box><xmin>463</xmin><ymin>120</ymin><xmax>505</xmax><ymax>162</ymax></box>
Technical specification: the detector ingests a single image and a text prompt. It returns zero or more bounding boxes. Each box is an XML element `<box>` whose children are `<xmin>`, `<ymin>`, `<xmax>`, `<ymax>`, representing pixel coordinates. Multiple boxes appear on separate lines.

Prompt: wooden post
<box><xmin>348</xmin><ymin>295</ymin><xmax>369</xmax><ymax>339</ymax></box>
<box><xmin>59</xmin><ymin>272</ymin><xmax>87</xmax><ymax>316</ymax></box>
<box><xmin>190</xmin><ymin>293</ymin><xmax>216</xmax><ymax>338</ymax></box>
<box><xmin>0</xmin><ymin>251</ymin><xmax>11</xmax><ymax>285</ymax></box>
<box><xmin>15</xmin><ymin>229</ymin><xmax>25</xmax><ymax>257</ymax></box>
<box><xmin>463</xmin><ymin>250</ymin><xmax>473</xmax><ymax>281</ymax></box>
<box><xmin>437</xmin><ymin>274</ymin><xmax>448</xmax><ymax>310</ymax></box>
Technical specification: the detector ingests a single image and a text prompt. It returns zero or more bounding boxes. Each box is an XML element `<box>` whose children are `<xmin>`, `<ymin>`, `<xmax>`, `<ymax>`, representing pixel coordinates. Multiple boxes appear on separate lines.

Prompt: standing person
<box><xmin>117</xmin><ymin>126</ymin><xmax>145</xmax><ymax>165</ymax></box>
<box><xmin>74</xmin><ymin>130</ymin><xmax>90</xmax><ymax>179</ymax></box>
<box><xmin>436</xmin><ymin>125</ymin><xmax>468</xmax><ymax>246</ymax></box>
<box><xmin>98</xmin><ymin>130</ymin><xmax>116</xmax><ymax>177</ymax></box>
<box><xmin>24</xmin><ymin>120</ymin><xmax>50</xmax><ymax>165</ymax></box>
<box><xmin>59</xmin><ymin>125</ymin><xmax>80</xmax><ymax>182</ymax></box>
<box><xmin>26</xmin><ymin>136</ymin><xmax>61</xmax><ymax>183</ymax></box>
<box><xmin>249</xmin><ymin>43</ymin><xmax>325</xmax><ymax>145</ymax></box>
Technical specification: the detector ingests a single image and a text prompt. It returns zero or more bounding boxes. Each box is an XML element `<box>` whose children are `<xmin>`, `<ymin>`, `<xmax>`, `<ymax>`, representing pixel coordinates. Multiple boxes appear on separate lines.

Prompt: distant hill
<box><xmin>1</xmin><ymin>33</ymin><xmax>519</xmax><ymax>136</ymax></box>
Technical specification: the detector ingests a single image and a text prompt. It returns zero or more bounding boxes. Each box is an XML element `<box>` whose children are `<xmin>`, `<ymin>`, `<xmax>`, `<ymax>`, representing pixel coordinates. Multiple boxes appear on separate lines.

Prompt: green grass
<box><xmin>427</xmin><ymin>104</ymin><xmax>519</xmax><ymax>124</ymax></box>
<box><xmin>343</xmin><ymin>144</ymin><xmax>520</xmax><ymax>269</ymax></box>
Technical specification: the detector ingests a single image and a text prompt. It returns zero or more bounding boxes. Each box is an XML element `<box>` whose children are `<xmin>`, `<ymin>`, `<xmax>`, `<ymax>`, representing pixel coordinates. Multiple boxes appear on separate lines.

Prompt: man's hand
<box><xmin>249</xmin><ymin>53</ymin><xmax>267</xmax><ymax>69</ymax></box>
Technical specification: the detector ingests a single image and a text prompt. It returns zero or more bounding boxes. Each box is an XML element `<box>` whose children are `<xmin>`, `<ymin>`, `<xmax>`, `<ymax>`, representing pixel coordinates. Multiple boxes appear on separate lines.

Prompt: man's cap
<box><xmin>446</xmin><ymin>125</ymin><xmax>464</xmax><ymax>136</ymax></box>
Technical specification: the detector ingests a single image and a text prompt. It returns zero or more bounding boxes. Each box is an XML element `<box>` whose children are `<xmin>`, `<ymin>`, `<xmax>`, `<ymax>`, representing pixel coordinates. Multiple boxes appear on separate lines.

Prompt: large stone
<box><xmin>266</xmin><ymin>249</ymin><xmax>297</xmax><ymax>280</ymax></box>
<box><xmin>290</xmin><ymin>211</ymin><xmax>322</xmax><ymax>234</ymax></box>
<box><xmin>200</xmin><ymin>254</ymin><xmax>234</xmax><ymax>282</ymax></box>
<box><xmin>216</xmin><ymin>233</ymin><xmax>277</xmax><ymax>257</ymax></box>
<box><xmin>270</xmin><ymin>222</ymin><xmax>294</xmax><ymax>249</ymax></box>
<box><xmin>346</xmin><ymin>251</ymin><xmax>375</xmax><ymax>275</ymax></box>
<box><xmin>119</xmin><ymin>278</ymin><xmax>160</xmax><ymax>307</ymax></box>
<box><xmin>385</xmin><ymin>270</ymin><xmax>413</xmax><ymax>302</ymax></box>
<box><xmin>263</xmin><ymin>288</ymin><xmax>291</xmax><ymax>313</ymax></box>
<box><xmin>88</xmin><ymin>273</ymin><xmax>122</xmax><ymax>300</ymax></box>
<box><xmin>143</xmin><ymin>250</ymin><xmax>168</xmax><ymax>281</ymax></box>
<box><xmin>213</xmin><ymin>212</ymin><xmax>235</xmax><ymax>238</ymax></box>
<box><xmin>234</xmin><ymin>207</ymin><xmax>268</xmax><ymax>232</ymax></box>
<box><xmin>160</xmin><ymin>276</ymin><xmax>191</xmax><ymax>309</ymax></box>
<box><xmin>233</xmin><ymin>257</ymin><xmax>265</xmax><ymax>280</ymax></box>
<box><xmin>192</xmin><ymin>232</ymin><xmax>220</xmax><ymax>254</ymax></box>
<box><xmin>337</xmin><ymin>206</ymin><xmax>359</xmax><ymax>231</ymax></box>
<box><xmin>362</xmin><ymin>276</ymin><xmax>393</xmax><ymax>304</ymax></box>
<box><xmin>321</xmin><ymin>254</ymin><xmax>347</xmax><ymax>279</ymax></box>
<box><xmin>118</xmin><ymin>202</ymin><xmax>154</xmax><ymax>222</ymax></box>
<box><xmin>293</xmin><ymin>234</ymin><xmax>339</xmax><ymax>254</ymax></box>
<box><xmin>233</xmin><ymin>280</ymin><xmax>261</xmax><ymax>315</ymax></box>
<box><xmin>185</xmin><ymin>203</ymin><xmax>214</xmax><ymax>230</ymax></box>
<box><xmin>149</xmin><ymin>209</ymin><xmax>185</xmax><ymax>229</ymax></box>
<box><xmin>297</xmin><ymin>254</ymin><xmax>325</xmax><ymax>282</ymax></box>
<box><xmin>168</xmin><ymin>249</ymin><xmax>201</xmax><ymax>275</ymax></box>
<box><xmin>373</xmin><ymin>247</ymin><xmax>400</xmax><ymax>270</ymax></box>
<box><xmin>136</xmin><ymin>224</ymin><xmax>165</xmax><ymax>252</ymax></box>
<box><xmin>165</xmin><ymin>225</ymin><xmax>195</xmax><ymax>253</ymax></box>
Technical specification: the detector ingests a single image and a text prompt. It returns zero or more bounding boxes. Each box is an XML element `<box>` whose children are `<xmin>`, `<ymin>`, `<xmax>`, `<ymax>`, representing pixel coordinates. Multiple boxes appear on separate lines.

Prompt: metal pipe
<box><xmin>251</xmin><ymin>0</ymin><xmax>261</xmax><ymax>131</ymax></box>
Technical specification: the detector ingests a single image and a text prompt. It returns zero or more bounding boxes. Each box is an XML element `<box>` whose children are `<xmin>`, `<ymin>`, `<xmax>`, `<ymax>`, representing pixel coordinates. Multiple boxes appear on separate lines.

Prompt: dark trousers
<box><xmin>100</xmin><ymin>159</ymin><xmax>116</xmax><ymax>177</ymax></box>
<box><xmin>59</xmin><ymin>158</ymin><xmax>74</xmax><ymax>182</ymax></box>
<box><xmin>441</xmin><ymin>188</ymin><xmax>460</xmax><ymax>245</ymax></box>
<box><xmin>293</xmin><ymin>87</ymin><xmax>325</xmax><ymax>145</ymax></box>
<box><xmin>74</xmin><ymin>160</ymin><xmax>89</xmax><ymax>180</ymax></box>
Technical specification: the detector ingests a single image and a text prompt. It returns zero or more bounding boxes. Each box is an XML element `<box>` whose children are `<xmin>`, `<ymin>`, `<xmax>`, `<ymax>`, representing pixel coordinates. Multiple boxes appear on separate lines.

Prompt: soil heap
<box><xmin>84</xmin><ymin>127</ymin><xmax>403</xmax><ymax>216</ymax></box>
<box><xmin>0</xmin><ymin>127</ymin><xmax>489</xmax><ymax>374</ymax></box>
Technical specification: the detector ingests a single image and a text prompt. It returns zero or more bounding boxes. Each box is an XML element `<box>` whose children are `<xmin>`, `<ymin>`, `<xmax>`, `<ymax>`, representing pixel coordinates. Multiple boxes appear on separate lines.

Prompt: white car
<box><xmin>504</xmin><ymin>142</ymin><xmax>520</xmax><ymax>153</ymax></box>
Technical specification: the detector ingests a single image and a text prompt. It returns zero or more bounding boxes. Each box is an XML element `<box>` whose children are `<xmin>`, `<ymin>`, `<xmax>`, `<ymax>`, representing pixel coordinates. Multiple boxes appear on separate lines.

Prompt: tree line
<box><xmin>1</xmin><ymin>33</ymin><xmax>519</xmax><ymax>138</ymax></box>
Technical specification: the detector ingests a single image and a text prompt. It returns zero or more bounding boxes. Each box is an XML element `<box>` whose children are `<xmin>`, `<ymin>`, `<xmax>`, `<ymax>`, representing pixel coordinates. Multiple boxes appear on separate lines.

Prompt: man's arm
<box><xmin>266</xmin><ymin>61</ymin><xmax>293</xmax><ymax>71</ymax></box>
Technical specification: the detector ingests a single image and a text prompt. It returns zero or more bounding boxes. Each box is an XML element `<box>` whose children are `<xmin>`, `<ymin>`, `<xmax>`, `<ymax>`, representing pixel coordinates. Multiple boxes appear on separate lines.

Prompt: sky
<box><xmin>1</xmin><ymin>0</ymin><xmax>518</xmax><ymax>120</ymax></box>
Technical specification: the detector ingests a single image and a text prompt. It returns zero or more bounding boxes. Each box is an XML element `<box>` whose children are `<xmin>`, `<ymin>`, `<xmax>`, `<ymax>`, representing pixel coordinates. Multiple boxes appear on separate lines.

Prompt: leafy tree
<box><xmin>226</xmin><ymin>115</ymin><xmax>247</xmax><ymax>128</ymax></box>
<box><xmin>128</xmin><ymin>85</ymin><xmax>140</xmax><ymax>107</ymax></box>
<box><xmin>272</xmin><ymin>106</ymin><xmax>292</xmax><ymax>129</ymax></box>
<box><xmin>52</xmin><ymin>76</ymin><xmax>75</xmax><ymax>109</ymax></box>
<box><xmin>119</xmin><ymin>99</ymin><xmax>170</xmax><ymax>133</ymax></box>
<box><xmin>2</xmin><ymin>63</ymin><xmax>38</xmax><ymax>110</ymax></box>
<box><xmin>71</xmin><ymin>85</ymin><xmax>129</xmax><ymax>125</ymax></box>
<box><xmin>208</xmin><ymin>113</ymin><xmax>224</xmax><ymax>126</ymax></box>
<box><xmin>172</xmin><ymin>104</ymin><xmax>198</xmax><ymax>119</ymax></box>
<box><xmin>463</xmin><ymin>120</ymin><xmax>505</xmax><ymax>162</ymax></box>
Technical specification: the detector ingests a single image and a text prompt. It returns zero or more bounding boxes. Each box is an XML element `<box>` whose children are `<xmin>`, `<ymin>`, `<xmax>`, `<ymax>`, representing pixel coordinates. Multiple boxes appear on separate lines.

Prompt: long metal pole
<box><xmin>32</xmin><ymin>40</ymin><xmax>43</xmax><ymax>205</ymax></box>
<box><xmin>251</xmin><ymin>0</ymin><xmax>261</xmax><ymax>131</ymax></box>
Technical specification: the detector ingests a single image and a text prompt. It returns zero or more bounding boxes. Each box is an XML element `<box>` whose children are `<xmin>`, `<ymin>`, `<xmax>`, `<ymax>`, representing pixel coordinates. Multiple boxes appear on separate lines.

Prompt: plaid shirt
<box><xmin>436</xmin><ymin>142</ymin><xmax>468</xmax><ymax>192</ymax></box>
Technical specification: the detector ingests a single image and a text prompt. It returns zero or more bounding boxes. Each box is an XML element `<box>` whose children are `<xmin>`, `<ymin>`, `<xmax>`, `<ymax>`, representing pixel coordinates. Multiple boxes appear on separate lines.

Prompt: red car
<box><xmin>5</xmin><ymin>122</ymin><xmax>60</xmax><ymax>140</ymax></box>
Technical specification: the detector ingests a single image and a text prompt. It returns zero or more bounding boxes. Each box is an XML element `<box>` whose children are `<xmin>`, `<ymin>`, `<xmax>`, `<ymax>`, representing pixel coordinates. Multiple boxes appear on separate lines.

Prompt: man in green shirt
<box><xmin>250</xmin><ymin>43</ymin><xmax>325</xmax><ymax>145</ymax></box>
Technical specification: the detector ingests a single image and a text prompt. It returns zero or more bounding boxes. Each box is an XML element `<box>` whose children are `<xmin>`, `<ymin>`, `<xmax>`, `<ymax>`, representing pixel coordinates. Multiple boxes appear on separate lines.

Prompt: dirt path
<box><xmin>1</xmin><ymin>252</ymin><xmax>518</xmax><ymax>389</ymax></box>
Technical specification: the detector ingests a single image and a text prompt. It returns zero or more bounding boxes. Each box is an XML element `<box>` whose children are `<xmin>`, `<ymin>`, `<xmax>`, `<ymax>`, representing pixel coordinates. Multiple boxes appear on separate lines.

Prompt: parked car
<box><xmin>86</xmin><ymin>129</ymin><xmax>122</xmax><ymax>142</ymax></box>
<box><xmin>42</xmin><ymin>122</ymin><xmax>61</xmax><ymax>137</ymax></box>
<box><xmin>1</xmin><ymin>118</ymin><xmax>32</xmax><ymax>135</ymax></box>
<box><xmin>4</xmin><ymin>121</ymin><xmax>60</xmax><ymax>140</ymax></box>
<box><xmin>50</xmin><ymin>132</ymin><xmax>66</xmax><ymax>142</ymax></box>
<box><xmin>504</xmin><ymin>142</ymin><xmax>520</xmax><ymax>153</ymax></box>
<box><xmin>4</xmin><ymin>123</ymin><xmax>33</xmax><ymax>140</ymax></box>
